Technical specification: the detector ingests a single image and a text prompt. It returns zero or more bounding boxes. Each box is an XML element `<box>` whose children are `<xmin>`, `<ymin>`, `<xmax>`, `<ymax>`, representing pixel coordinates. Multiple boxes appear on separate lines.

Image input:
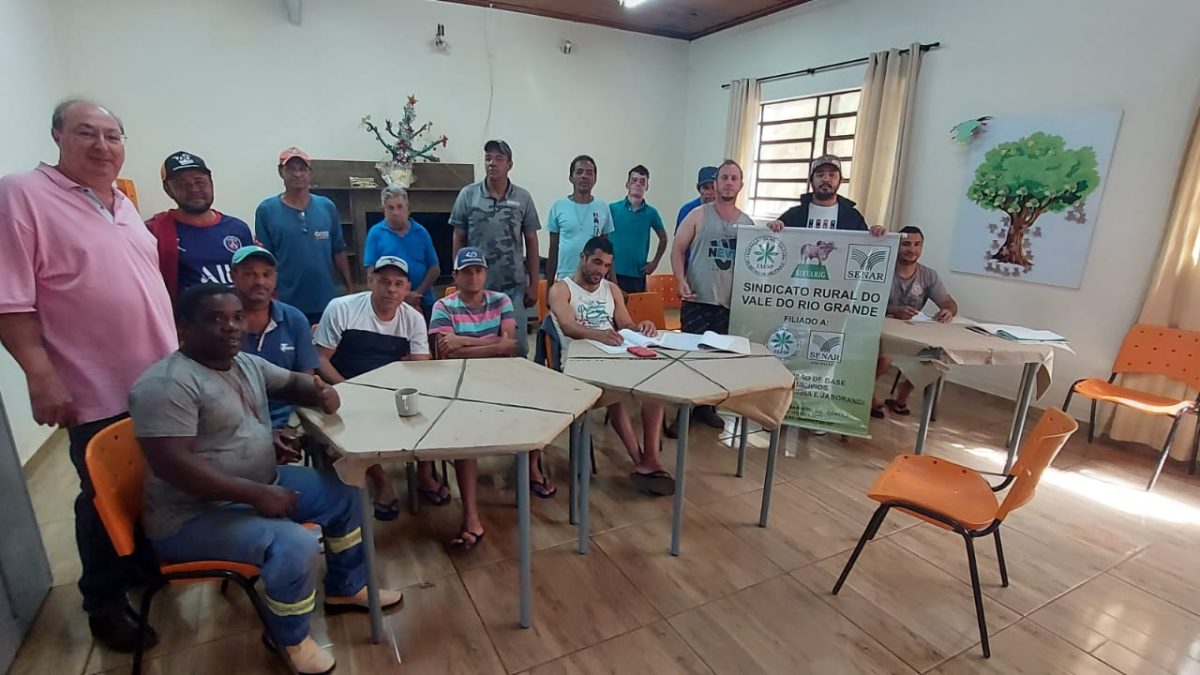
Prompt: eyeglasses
<box><xmin>71</xmin><ymin>127</ymin><xmax>126</xmax><ymax>145</ymax></box>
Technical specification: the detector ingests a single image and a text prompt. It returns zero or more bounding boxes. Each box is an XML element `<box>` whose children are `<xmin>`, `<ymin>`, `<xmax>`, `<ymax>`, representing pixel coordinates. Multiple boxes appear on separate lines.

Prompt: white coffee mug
<box><xmin>395</xmin><ymin>388</ymin><xmax>420</xmax><ymax>417</ymax></box>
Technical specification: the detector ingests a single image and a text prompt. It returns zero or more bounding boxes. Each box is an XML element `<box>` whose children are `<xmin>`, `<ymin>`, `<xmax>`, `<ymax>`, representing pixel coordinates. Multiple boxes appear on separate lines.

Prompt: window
<box><xmin>748</xmin><ymin>89</ymin><xmax>861</xmax><ymax>219</ymax></box>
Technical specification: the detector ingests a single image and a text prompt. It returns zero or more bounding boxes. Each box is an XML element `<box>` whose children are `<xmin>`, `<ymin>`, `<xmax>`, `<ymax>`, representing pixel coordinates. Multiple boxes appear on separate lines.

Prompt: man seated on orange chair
<box><xmin>874</xmin><ymin>226</ymin><xmax>959</xmax><ymax>417</ymax></box>
<box><xmin>429</xmin><ymin>247</ymin><xmax>553</xmax><ymax>550</ymax></box>
<box><xmin>129</xmin><ymin>284</ymin><xmax>403</xmax><ymax>675</ymax></box>
<box><xmin>549</xmin><ymin>237</ymin><xmax>674</xmax><ymax>496</ymax></box>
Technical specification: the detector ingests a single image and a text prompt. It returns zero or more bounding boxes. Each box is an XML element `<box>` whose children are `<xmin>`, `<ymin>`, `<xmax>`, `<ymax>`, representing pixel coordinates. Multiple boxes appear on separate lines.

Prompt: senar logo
<box><xmin>807</xmin><ymin>331</ymin><xmax>845</xmax><ymax>363</ymax></box>
<box><xmin>845</xmin><ymin>244</ymin><xmax>890</xmax><ymax>282</ymax></box>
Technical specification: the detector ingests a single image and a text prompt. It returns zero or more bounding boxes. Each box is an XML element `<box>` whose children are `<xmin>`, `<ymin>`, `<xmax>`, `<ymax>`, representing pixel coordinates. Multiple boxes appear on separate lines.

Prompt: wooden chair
<box><xmin>832</xmin><ymin>408</ymin><xmax>1077</xmax><ymax>659</ymax></box>
<box><xmin>625</xmin><ymin>292</ymin><xmax>667</xmax><ymax>330</ymax></box>
<box><xmin>1062</xmin><ymin>324</ymin><xmax>1200</xmax><ymax>491</ymax></box>
<box><xmin>86</xmin><ymin>419</ymin><xmax>297</xmax><ymax>673</ymax></box>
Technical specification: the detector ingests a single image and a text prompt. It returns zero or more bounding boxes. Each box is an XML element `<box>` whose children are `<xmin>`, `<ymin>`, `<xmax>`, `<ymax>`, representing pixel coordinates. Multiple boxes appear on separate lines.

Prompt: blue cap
<box><xmin>697</xmin><ymin>166</ymin><xmax>718</xmax><ymax>186</ymax></box>
<box><xmin>454</xmin><ymin>247</ymin><xmax>488</xmax><ymax>271</ymax></box>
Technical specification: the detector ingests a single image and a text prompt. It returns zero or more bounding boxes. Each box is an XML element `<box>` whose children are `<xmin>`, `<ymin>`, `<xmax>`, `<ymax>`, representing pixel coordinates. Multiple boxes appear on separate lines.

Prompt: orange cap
<box><xmin>277</xmin><ymin>146</ymin><xmax>311</xmax><ymax>167</ymax></box>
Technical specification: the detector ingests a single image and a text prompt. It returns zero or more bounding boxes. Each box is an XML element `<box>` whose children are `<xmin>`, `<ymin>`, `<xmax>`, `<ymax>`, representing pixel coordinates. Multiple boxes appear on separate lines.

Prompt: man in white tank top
<box><xmin>548</xmin><ymin>237</ymin><xmax>677</xmax><ymax>496</ymax></box>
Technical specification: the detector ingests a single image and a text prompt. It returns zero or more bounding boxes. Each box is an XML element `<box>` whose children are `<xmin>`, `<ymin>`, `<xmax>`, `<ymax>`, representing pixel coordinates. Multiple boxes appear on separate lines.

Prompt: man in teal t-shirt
<box><xmin>609</xmin><ymin>165</ymin><xmax>666</xmax><ymax>294</ymax></box>
<box><xmin>546</xmin><ymin>154</ymin><xmax>613</xmax><ymax>287</ymax></box>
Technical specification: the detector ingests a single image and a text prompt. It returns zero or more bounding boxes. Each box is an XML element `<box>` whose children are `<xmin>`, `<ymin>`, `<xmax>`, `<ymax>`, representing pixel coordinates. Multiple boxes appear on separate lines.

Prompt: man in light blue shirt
<box><xmin>609</xmin><ymin>165</ymin><xmax>666</xmax><ymax>294</ymax></box>
<box><xmin>362</xmin><ymin>185</ymin><xmax>441</xmax><ymax>321</ymax></box>
<box><xmin>546</xmin><ymin>154</ymin><xmax>613</xmax><ymax>287</ymax></box>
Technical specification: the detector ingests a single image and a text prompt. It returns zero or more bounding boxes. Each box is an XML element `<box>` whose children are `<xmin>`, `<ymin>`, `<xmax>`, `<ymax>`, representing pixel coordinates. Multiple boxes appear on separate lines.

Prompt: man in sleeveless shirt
<box><xmin>548</xmin><ymin>237</ymin><xmax>676</xmax><ymax>496</ymax></box>
<box><xmin>670</xmin><ymin>159</ymin><xmax>755</xmax><ymax>430</ymax></box>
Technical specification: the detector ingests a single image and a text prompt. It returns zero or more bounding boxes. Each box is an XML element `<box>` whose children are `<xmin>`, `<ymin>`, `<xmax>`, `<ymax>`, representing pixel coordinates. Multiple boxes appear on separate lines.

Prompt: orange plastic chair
<box><xmin>116</xmin><ymin>177</ymin><xmax>139</xmax><ymax>210</ymax></box>
<box><xmin>86</xmin><ymin>419</ymin><xmax>297</xmax><ymax>673</ymax></box>
<box><xmin>646</xmin><ymin>274</ymin><xmax>681</xmax><ymax>330</ymax></box>
<box><xmin>443</xmin><ymin>285</ymin><xmax>457</xmax><ymax>298</ymax></box>
<box><xmin>535</xmin><ymin>278</ymin><xmax>549</xmax><ymax>321</ymax></box>
<box><xmin>831</xmin><ymin>408</ymin><xmax>1077</xmax><ymax>659</ymax></box>
<box><xmin>1063</xmin><ymin>324</ymin><xmax>1200</xmax><ymax>491</ymax></box>
<box><xmin>626</xmin><ymin>292</ymin><xmax>667</xmax><ymax>330</ymax></box>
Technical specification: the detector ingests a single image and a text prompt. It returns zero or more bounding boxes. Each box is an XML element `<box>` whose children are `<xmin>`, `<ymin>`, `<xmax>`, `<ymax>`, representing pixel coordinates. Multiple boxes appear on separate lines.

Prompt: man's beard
<box><xmin>179</xmin><ymin>202</ymin><xmax>212</xmax><ymax>215</ymax></box>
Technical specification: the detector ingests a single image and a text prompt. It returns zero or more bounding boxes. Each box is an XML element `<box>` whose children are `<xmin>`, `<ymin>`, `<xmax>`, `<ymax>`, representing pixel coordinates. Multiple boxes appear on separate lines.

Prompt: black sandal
<box><xmin>870</xmin><ymin>404</ymin><xmax>885</xmax><ymax>419</ymax></box>
<box><xmin>449</xmin><ymin>530</ymin><xmax>486</xmax><ymax>551</ymax></box>
<box><xmin>530</xmin><ymin>478</ymin><xmax>557</xmax><ymax>499</ymax></box>
<box><xmin>417</xmin><ymin>486</ymin><xmax>451</xmax><ymax>506</ymax></box>
<box><xmin>373</xmin><ymin>499</ymin><xmax>401</xmax><ymax>521</ymax></box>
<box><xmin>631</xmin><ymin>470</ymin><xmax>676</xmax><ymax>496</ymax></box>
<box><xmin>884</xmin><ymin>399</ymin><xmax>911</xmax><ymax>416</ymax></box>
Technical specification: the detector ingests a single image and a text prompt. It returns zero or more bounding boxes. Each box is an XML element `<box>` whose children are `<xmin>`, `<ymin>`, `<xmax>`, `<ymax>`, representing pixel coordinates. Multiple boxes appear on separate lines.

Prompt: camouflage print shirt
<box><xmin>450</xmin><ymin>180</ymin><xmax>541</xmax><ymax>292</ymax></box>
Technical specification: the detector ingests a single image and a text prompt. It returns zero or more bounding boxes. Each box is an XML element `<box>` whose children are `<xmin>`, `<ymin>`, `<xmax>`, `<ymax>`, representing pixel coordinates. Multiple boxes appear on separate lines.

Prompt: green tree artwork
<box><xmin>966</xmin><ymin>132</ymin><xmax>1099</xmax><ymax>268</ymax></box>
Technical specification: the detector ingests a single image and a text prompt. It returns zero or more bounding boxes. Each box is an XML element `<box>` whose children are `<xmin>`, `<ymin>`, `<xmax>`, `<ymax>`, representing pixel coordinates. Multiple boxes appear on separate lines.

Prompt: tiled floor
<box><xmin>12</xmin><ymin>378</ymin><xmax>1200</xmax><ymax>674</ymax></box>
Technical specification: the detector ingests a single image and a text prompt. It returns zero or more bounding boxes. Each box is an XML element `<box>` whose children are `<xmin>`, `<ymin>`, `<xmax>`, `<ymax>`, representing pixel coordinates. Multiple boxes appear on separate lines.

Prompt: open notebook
<box><xmin>967</xmin><ymin>323</ymin><xmax>1069</xmax><ymax>343</ymax></box>
<box><xmin>587</xmin><ymin>330</ymin><xmax>752</xmax><ymax>355</ymax></box>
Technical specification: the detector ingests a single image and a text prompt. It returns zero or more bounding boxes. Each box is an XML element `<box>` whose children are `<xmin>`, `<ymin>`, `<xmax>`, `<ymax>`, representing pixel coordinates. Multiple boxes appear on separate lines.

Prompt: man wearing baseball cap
<box><xmin>314</xmin><ymin>255</ymin><xmax>431</xmax><ymax>519</ymax></box>
<box><xmin>768</xmin><ymin>154</ymin><xmax>882</xmax><ymax>234</ymax></box>
<box><xmin>675</xmin><ymin>165</ymin><xmax>719</xmax><ymax>229</ymax></box>
<box><xmin>428</xmin><ymin>248</ymin><xmax>552</xmax><ymax>548</ymax></box>
<box><xmin>230</xmin><ymin>245</ymin><xmax>320</xmax><ymax>433</ymax></box>
<box><xmin>146</xmin><ymin>150</ymin><xmax>254</xmax><ymax>303</ymax></box>
<box><xmin>450</xmin><ymin>140</ymin><xmax>541</xmax><ymax>358</ymax></box>
<box><xmin>254</xmin><ymin>147</ymin><xmax>353</xmax><ymax>324</ymax></box>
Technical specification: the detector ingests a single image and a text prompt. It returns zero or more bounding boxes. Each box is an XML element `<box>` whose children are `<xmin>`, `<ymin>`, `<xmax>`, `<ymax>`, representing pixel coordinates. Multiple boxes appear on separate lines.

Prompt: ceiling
<box><xmin>438</xmin><ymin>0</ymin><xmax>813</xmax><ymax>41</ymax></box>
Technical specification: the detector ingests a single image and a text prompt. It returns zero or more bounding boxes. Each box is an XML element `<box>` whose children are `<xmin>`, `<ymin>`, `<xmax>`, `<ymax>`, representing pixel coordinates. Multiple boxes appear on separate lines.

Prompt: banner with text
<box><xmin>730</xmin><ymin>227</ymin><xmax>899</xmax><ymax>436</ymax></box>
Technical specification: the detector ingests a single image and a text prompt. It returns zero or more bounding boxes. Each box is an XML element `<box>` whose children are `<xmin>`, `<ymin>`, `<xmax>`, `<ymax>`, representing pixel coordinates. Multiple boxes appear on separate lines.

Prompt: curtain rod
<box><xmin>721</xmin><ymin>42</ymin><xmax>940</xmax><ymax>89</ymax></box>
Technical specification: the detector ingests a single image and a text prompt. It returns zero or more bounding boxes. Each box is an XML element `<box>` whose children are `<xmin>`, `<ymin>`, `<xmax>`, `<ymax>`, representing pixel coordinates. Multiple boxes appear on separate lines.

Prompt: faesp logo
<box><xmin>767</xmin><ymin>325</ymin><xmax>802</xmax><ymax>360</ymax></box>
<box><xmin>744</xmin><ymin>235</ymin><xmax>786</xmax><ymax>277</ymax></box>
<box><xmin>807</xmin><ymin>331</ymin><xmax>845</xmax><ymax>363</ymax></box>
<box><xmin>845</xmin><ymin>244</ymin><xmax>890</xmax><ymax>282</ymax></box>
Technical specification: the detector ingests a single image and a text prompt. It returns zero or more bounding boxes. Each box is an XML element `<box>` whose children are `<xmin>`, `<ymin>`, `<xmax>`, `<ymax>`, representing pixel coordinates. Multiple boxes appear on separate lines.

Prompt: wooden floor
<box><xmin>13</xmin><ymin>377</ymin><xmax>1200</xmax><ymax>674</ymax></box>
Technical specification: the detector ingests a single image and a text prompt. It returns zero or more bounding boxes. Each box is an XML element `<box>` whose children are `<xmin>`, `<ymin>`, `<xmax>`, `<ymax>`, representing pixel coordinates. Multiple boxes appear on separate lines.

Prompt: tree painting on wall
<box><xmin>950</xmin><ymin>110</ymin><xmax>1121</xmax><ymax>288</ymax></box>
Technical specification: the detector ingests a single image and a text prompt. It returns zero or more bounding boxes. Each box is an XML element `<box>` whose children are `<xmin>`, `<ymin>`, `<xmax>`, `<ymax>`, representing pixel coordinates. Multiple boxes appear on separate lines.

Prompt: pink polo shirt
<box><xmin>0</xmin><ymin>163</ymin><xmax>177</xmax><ymax>424</ymax></box>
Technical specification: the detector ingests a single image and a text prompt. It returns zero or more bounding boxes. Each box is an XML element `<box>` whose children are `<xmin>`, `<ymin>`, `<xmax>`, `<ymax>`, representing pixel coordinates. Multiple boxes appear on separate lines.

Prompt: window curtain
<box><xmin>1104</xmin><ymin>104</ymin><xmax>1200</xmax><ymax>459</ymax></box>
<box><xmin>724</xmin><ymin>78</ymin><xmax>761</xmax><ymax>209</ymax></box>
<box><xmin>849</xmin><ymin>43</ymin><xmax>923</xmax><ymax>230</ymax></box>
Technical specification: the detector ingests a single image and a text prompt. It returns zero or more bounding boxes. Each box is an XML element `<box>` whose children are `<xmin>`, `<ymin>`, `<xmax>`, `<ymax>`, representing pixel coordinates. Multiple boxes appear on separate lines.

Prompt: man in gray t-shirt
<box><xmin>450</xmin><ymin>140</ymin><xmax>541</xmax><ymax>357</ymax></box>
<box><xmin>876</xmin><ymin>226</ymin><xmax>959</xmax><ymax>417</ymax></box>
<box><xmin>128</xmin><ymin>284</ymin><xmax>402</xmax><ymax>674</ymax></box>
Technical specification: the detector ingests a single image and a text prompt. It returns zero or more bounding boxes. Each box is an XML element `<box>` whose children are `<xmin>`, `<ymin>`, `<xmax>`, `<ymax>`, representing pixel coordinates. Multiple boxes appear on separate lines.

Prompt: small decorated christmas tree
<box><xmin>361</xmin><ymin>96</ymin><xmax>449</xmax><ymax>186</ymax></box>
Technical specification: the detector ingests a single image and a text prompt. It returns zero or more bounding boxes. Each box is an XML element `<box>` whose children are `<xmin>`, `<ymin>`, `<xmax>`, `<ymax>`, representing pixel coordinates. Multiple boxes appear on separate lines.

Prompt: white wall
<box><xmin>0</xmin><ymin>0</ymin><xmax>65</xmax><ymax>462</ymax></box>
<box><xmin>47</xmin><ymin>0</ymin><xmax>691</xmax><ymax>260</ymax></box>
<box><xmin>686</xmin><ymin>0</ymin><xmax>1200</xmax><ymax>414</ymax></box>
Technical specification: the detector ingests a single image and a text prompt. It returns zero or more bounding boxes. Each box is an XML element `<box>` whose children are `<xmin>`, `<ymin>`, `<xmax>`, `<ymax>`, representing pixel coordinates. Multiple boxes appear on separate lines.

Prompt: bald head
<box><xmin>51</xmin><ymin>99</ymin><xmax>123</xmax><ymax>135</ymax></box>
<box><xmin>50</xmin><ymin>99</ymin><xmax>126</xmax><ymax>191</ymax></box>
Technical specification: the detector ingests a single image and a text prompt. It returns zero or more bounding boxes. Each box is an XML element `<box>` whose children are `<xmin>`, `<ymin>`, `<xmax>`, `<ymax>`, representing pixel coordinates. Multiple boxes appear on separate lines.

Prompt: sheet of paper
<box><xmin>974</xmin><ymin>323</ymin><xmax>1068</xmax><ymax>342</ymax></box>
<box><xmin>701</xmin><ymin>331</ymin><xmax>752</xmax><ymax>355</ymax></box>
<box><xmin>657</xmin><ymin>332</ymin><xmax>706</xmax><ymax>351</ymax></box>
<box><xmin>908</xmin><ymin>311</ymin><xmax>934</xmax><ymax>323</ymax></box>
<box><xmin>585</xmin><ymin>340</ymin><xmax>630</xmax><ymax>354</ymax></box>
<box><xmin>618</xmin><ymin>329</ymin><xmax>662</xmax><ymax>348</ymax></box>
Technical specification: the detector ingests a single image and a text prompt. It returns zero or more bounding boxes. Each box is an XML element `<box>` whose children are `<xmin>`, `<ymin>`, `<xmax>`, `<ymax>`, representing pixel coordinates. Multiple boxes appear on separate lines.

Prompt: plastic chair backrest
<box><xmin>116</xmin><ymin>178</ymin><xmax>138</xmax><ymax>210</ymax></box>
<box><xmin>1110</xmin><ymin>324</ymin><xmax>1200</xmax><ymax>391</ymax></box>
<box><xmin>995</xmin><ymin>408</ymin><xmax>1078</xmax><ymax>520</ymax></box>
<box><xmin>648</xmin><ymin>274</ymin><xmax>680</xmax><ymax>310</ymax></box>
<box><xmin>443</xmin><ymin>286</ymin><xmax>457</xmax><ymax>298</ymax></box>
<box><xmin>536</xmin><ymin>279</ymin><xmax>549</xmax><ymax>321</ymax></box>
<box><xmin>84</xmin><ymin>418</ymin><xmax>146</xmax><ymax>557</ymax></box>
<box><xmin>626</xmin><ymin>292</ymin><xmax>666</xmax><ymax>329</ymax></box>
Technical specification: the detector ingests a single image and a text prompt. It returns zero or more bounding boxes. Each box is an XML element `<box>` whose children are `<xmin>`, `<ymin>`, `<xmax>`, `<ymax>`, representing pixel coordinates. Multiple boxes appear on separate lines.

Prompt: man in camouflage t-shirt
<box><xmin>450</xmin><ymin>140</ymin><xmax>541</xmax><ymax>358</ymax></box>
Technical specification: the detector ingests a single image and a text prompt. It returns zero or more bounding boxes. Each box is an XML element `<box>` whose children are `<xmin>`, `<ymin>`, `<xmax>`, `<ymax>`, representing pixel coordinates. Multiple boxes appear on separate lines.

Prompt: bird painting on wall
<box><xmin>951</xmin><ymin>116</ymin><xmax>992</xmax><ymax>144</ymax></box>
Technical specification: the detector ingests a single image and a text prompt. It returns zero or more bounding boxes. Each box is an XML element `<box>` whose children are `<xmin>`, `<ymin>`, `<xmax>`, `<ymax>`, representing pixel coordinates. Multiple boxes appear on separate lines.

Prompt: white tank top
<box><xmin>552</xmin><ymin>276</ymin><xmax>615</xmax><ymax>352</ymax></box>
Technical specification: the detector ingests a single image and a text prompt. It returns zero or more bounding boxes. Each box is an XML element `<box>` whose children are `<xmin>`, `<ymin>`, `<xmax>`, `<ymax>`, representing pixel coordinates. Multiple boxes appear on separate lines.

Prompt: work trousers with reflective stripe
<box><xmin>152</xmin><ymin>465</ymin><xmax>366</xmax><ymax>646</ymax></box>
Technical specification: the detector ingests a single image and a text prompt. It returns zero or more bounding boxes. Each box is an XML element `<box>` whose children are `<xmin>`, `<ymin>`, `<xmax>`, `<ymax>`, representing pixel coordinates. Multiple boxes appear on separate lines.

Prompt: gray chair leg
<box><xmin>1148</xmin><ymin>415</ymin><xmax>1185</xmax><ymax>491</ymax></box>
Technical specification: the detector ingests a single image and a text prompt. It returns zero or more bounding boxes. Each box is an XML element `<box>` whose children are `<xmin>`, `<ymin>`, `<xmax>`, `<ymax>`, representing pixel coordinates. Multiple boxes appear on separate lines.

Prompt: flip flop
<box><xmin>631</xmin><ymin>470</ymin><xmax>676</xmax><ymax>496</ymax></box>
<box><xmin>530</xmin><ymin>478</ymin><xmax>557</xmax><ymax>499</ymax></box>
<box><xmin>884</xmin><ymin>399</ymin><xmax>911</xmax><ymax>416</ymax></box>
<box><xmin>373</xmin><ymin>499</ymin><xmax>401</xmax><ymax>521</ymax></box>
<box><xmin>417</xmin><ymin>486</ymin><xmax>451</xmax><ymax>506</ymax></box>
<box><xmin>449</xmin><ymin>530</ymin><xmax>486</xmax><ymax>551</ymax></box>
<box><xmin>870</xmin><ymin>405</ymin><xmax>885</xmax><ymax>419</ymax></box>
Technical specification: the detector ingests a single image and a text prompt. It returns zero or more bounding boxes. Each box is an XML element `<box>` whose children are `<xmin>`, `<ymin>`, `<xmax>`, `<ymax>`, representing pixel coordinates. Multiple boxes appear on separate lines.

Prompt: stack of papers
<box><xmin>967</xmin><ymin>323</ymin><xmax>1069</xmax><ymax>343</ymax></box>
<box><xmin>586</xmin><ymin>330</ymin><xmax>751</xmax><ymax>355</ymax></box>
<box><xmin>908</xmin><ymin>311</ymin><xmax>977</xmax><ymax>326</ymax></box>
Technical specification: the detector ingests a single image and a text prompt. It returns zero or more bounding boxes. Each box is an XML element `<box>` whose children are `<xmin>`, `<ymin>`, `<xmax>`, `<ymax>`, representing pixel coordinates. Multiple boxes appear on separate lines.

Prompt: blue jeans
<box><xmin>151</xmin><ymin>466</ymin><xmax>366</xmax><ymax>646</ymax></box>
<box><xmin>505</xmin><ymin>286</ymin><xmax>530</xmax><ymax>359</ymax></box>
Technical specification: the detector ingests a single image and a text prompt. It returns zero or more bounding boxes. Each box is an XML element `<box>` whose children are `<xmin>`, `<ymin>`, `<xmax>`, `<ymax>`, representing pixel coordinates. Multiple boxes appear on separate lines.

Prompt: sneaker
<box><xmin>285</xmin><ymin>635</ymin><xmax>335</xmax><ymax>675</ymax></box>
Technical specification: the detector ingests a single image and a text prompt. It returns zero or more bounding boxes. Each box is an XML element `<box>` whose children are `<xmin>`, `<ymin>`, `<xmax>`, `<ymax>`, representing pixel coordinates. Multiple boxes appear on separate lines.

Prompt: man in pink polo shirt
<box><xmin>0</xmin><ymin>100</ymin><xmax>176</xmax><ymax>652</ymax></box>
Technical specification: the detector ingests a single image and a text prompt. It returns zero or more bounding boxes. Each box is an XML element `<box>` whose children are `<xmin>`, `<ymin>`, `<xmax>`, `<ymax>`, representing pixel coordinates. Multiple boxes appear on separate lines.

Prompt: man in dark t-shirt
<box><xmin>146</xmin><ymin>151</ymin><xmax>254</xmax><ymax>304</ymax></box>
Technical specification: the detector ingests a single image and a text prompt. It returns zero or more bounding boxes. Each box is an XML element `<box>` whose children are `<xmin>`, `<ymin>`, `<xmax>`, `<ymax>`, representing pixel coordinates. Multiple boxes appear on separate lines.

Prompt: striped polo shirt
<box><xmin>429</xmin><ymin>290</ymin><xmax>516</xmax><ymax>339</ymax></box>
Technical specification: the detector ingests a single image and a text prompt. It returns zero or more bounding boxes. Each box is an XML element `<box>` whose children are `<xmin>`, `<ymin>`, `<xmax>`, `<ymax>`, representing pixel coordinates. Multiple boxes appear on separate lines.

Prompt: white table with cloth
<box><xmin>880</xmin><ymin>318</ymin><xmax>1058</xmax><ymax>471</ymax></box>
<box><xmin>297</xmin><ymin>358</ymin><xmax>600</xmax><ymax>643</ymax></box>
<box><xmin>563</xmin><ymin>340</ymin><xmax>794</xmax><ymax>555</ymax></box>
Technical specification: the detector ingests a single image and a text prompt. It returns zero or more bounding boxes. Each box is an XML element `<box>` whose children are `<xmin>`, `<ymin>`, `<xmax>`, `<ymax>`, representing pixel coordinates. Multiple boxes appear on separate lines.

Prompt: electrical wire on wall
<box><xmin>480</xmin><ymin>3</ymin><xmax>497</xmax><ymax>147</ymax></box>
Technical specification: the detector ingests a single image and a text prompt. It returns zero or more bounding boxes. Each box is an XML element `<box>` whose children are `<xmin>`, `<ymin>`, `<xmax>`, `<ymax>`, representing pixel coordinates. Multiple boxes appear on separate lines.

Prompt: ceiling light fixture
<box><xmin>619</xmin><ymin>0</ymin><xmax>650</xmax><ymax>8</ymax></box>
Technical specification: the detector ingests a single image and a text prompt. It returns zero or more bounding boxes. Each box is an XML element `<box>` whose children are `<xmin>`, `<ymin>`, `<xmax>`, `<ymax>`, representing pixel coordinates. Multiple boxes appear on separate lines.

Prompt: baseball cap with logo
<box><xmin>696</xmin><ymin>166</ymin><xmax>718</xmax><ymax>186</ymax></box>
<box><xmin>810</xmin><ymin>154</ymin><xmax>842</xmax><ymax>176</ymax></box>
<box><xmin>161</xmin><ymin>151</ymin><xmax>211</xmax><ymax>181</ymax></box>
<box><xmin>483</xmin><ymin>139</ymin><xmax>512</xmax><ymax>160</ymax></box>
<box><xmin>453</xmin><ymin>247</ymin><xmax>488</xmax><ymax>271</ymax></box>
<box><xmin>231</xmin><ymin>245</ymin><xmax>277</xmax><ymax>267</ymax></box>
<box><xmin>372</xmin><ymin>256</ymin><xmax>410</xmax><ymax>276</ymax></box>
<box><xmin>278</xmin><ymin>146</ymin><xmax>312</xmax><ymax>167</ymax></box>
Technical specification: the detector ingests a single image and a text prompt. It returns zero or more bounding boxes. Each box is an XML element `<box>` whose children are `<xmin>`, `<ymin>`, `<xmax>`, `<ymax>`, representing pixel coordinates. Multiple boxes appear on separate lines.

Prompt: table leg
<box><xmin>358</xmin><ymin>486</ymin><xmax>383</xmax><ymax>644</ymax></box>
<box><xmin>568</xmin><ymin>419</ymin><xmax>579</xmax><ymax>526</ymax></box>
<box><xmin>758</xmin><ymin>427</ymin><xmax>781</xmax><ymax>527</ymax></box>
<box><xmin>516</xmin><ymin>451</ymin><xmax>532</xmax><ymax>628</ymax></box>
<box><xmin>405</xmin><ymin>462</ymin><xmax>419</xmax><ymax>515</ymax></box>
<box><xmin>1005</xmin><ymin>363</ymin><xmax>1039</xmax><ymax>473</ymax></box>
<box><xmin>671</xmin><ymin>404</ymin><xmax>693</xmax><ymax>556</ymax></box>
<box><xmin>736</xmin><ymin>417</ymin><xmax>748</xmax><ymax>478</ymax></box>
<box><xmin>914</xmin><ymin>381</ymin><xmax>937</xmax><ymax>455</ymax></box>
<box><xmin>578</xmin><ymin>414</ymin><xmax>592</xmax><ymax>555</ymax></box>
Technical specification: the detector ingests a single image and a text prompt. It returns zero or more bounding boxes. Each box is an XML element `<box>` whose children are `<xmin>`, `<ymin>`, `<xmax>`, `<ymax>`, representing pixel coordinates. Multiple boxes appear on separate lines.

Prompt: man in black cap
<box><xmin>146</xmin><ymin>151</ymin><xmax>254</xmax><ymax>303</ymax></box>
<box><xmin>768</xmin><ymin>154</ymin><xmax>883</xmax><ymax>234</ymax></box>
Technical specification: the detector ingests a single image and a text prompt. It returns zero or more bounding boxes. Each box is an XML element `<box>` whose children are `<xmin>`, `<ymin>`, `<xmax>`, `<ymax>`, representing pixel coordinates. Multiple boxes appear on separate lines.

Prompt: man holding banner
<box><xmin>670</xmin><ymin>159</ymin><xmax>755</xmax><ymax>430</ymax></box>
